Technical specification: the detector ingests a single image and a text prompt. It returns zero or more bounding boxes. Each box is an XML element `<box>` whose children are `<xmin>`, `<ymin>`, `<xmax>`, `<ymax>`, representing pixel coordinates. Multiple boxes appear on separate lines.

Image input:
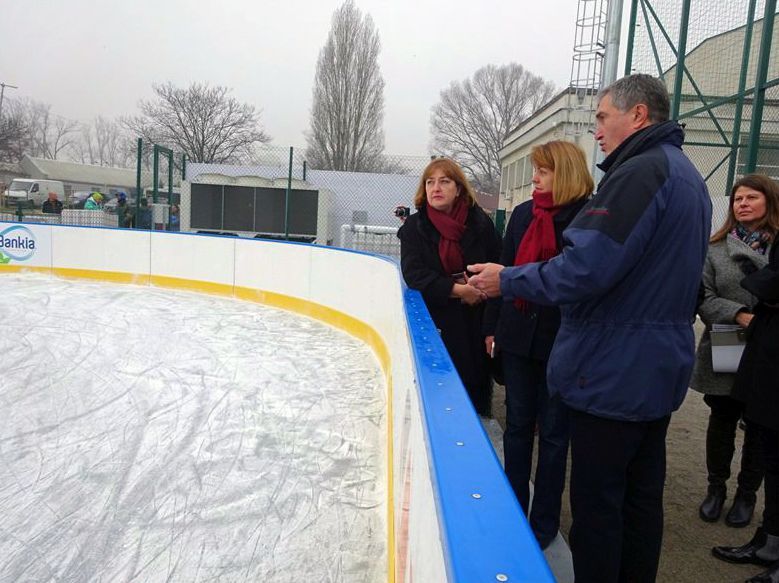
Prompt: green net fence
<box><xmin>627</xmin><ymin>0</ymin><xmax>778</xmax><ymax>230</ymax></box>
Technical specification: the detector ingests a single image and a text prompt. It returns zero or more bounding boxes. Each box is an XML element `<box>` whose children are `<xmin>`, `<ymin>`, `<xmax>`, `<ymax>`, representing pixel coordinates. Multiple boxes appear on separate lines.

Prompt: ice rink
<box><xmin>0</xmin><ymin>274</ymin><xmax>387</xmax><ymax>582</ymax></box>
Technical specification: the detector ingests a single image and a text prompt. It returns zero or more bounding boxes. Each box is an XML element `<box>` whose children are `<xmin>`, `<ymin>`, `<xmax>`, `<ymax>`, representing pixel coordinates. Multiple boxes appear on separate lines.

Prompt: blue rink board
<box><xmin>403</xmin><ymin>288</ymin><xmax>555</xmax><ymax>582</ymax></box>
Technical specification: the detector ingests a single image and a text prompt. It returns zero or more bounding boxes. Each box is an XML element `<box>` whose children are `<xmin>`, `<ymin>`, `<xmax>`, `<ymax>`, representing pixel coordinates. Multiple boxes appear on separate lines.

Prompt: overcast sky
<box><xmin>2</xmin><ymin>0</ymin><xmax>581</xmax><ymax>156</ymax></box>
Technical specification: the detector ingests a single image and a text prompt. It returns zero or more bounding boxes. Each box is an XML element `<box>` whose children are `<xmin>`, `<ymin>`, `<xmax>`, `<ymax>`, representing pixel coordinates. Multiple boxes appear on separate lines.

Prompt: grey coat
<box><xmin>691</xmin><ymin>236</ymin><xmax>770</xmax><ymax>395</ymax></box>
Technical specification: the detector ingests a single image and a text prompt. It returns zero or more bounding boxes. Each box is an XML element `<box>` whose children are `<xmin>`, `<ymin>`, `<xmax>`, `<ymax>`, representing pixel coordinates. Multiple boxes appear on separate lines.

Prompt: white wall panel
<box><xmin>151</xmin><ymin>232</ymin><xmax>235</xmax><ymax>286</ymax></box>
<box><xmin>46</xmin><ymin>226</ymin><xmax>150</xmax><ymax>281</ymax></box>
<box><xmin>101</xmin><ymin>229</ymin><xmax>152</xmax><ymax>275</ymax></box>
<box><xmin>308</xmin><ymin>247</ymin><xmax>382</xmax><ymax>324</ymax></box>
<box><xmin>234</xmin><ymin>239</ymin><xmax>312</xmax><ymax>300</ymax></box>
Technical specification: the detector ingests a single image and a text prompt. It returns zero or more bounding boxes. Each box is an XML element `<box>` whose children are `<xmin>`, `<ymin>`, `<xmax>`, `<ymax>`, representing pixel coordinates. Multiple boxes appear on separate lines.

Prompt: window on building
<box><xmin>521</xmin><ymin>156</ymin><xmax>533</xmax><ymax>187</ymax></box>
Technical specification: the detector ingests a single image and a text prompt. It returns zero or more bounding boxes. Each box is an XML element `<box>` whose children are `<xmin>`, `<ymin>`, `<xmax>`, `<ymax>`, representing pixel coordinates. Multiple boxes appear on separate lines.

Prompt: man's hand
<box><xmin>467</xmin><ymin>263</ymin><xmax>505</xmax><ymax>298</ymax></box>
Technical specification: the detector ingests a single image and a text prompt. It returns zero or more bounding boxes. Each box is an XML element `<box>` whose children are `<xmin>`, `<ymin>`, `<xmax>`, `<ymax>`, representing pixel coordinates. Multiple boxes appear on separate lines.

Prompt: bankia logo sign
<box><xmin>0</xmin><ymin>225</ymin><xmax>37</xmax><ymax>263</ymax></box>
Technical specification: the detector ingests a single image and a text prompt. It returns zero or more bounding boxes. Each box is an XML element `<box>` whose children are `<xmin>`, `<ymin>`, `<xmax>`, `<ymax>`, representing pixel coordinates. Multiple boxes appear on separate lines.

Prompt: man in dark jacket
<box><xmin>42</xmin><ymin>191</ymin><xmax>63</xmax><ymax>214</ymax></box>
<box><xmin>469</xmin><ymin>74</ymin><xmax>712</xmax><ymax>582</ymax></box>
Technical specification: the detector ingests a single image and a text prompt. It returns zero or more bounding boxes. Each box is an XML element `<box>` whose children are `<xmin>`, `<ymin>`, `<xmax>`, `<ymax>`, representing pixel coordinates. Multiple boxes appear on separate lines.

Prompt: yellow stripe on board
<box><xmin>1</xmin><ymin>267</ymin><xmax>396</xmax><ymax>583</ymax></box>
<box><xmin>151</xmin><ymin>274</ymin><xmax>234</xmax><ymax>297</ymax></box>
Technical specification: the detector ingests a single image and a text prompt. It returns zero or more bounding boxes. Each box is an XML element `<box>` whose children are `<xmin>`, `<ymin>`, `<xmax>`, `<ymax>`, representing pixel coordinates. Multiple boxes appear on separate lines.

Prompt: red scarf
<box><xmin>514</xmin><ymin>190</ymin><xmax>561</xmax><ymax>310</ymax></box>
<box><xmin>427</xmin><ymin>196</ymin><xmax>469</xmax><ymax>274</ymax></box>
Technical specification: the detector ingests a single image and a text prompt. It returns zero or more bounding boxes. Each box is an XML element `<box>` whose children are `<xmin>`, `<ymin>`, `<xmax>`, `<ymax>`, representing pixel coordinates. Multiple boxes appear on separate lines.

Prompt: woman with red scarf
<box><xmin>397</xmin><ymin>158</ymin><xmax>501</xmax><ymax>416</ymax></box>
<box><xmin>483</xmin><ymin>140</ymin><xmax>593</xmax><ymax>550</ymax></box>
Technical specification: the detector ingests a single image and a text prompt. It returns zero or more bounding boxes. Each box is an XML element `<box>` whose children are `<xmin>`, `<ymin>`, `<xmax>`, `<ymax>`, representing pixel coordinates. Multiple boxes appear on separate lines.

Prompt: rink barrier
<box><xmin>0</xmin><ymin>222</ymin><xmax>554</xmax><ymax>583</ymax></box>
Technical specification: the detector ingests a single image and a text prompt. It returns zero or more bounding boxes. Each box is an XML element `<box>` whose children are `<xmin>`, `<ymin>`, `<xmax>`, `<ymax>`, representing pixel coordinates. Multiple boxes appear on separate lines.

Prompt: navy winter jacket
<box><xmin>499</xmin><ymin>122</ymin><xmax>712</xmax><ymax>421</ymax></box>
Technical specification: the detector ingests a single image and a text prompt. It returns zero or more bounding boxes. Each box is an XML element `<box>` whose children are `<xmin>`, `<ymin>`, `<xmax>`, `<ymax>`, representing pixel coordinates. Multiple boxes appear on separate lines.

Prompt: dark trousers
<box><xmin>502</xmin><ymin>353</ymin><xmax>569</xmax><ymax>547</ymax></box>
<box><xmin>704</xmin><ymin>394</ymin><xmax>763</xmax><ymax>495</ymax></box>
<box><xmin>753</xmin><ymin>423</ymin><xmax>779</xmax><ymax>534</ymax></box>
<box><xmin>569</xmin><ymin>409</ymin><xmax>670</xmax><ymax>583</ymax></box>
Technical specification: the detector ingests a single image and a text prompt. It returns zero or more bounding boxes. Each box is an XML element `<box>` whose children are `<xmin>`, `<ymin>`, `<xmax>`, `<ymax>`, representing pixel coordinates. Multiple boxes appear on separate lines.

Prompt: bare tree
<box><xmin>122</xmin><ymin>82</ymin><xmax>270</xmax><ymax>163</ymax></box>
<box><xmin>431</xmin><ymin>63</ymin><xmax>556</xmax><ymax>192</ymax></box>
<box><xmin>307</xmin><ymin>0</ymin><xmax>387</xmax><ymax>172</ymax></box>
<box><xmin>5</xmin><ymin>98</ymin><xmax>79</xmax><ymax>160</ymax></box>
<box><xmin>0</xmin><ymin>104</ymin><xmax>29</xmax><ymax>163</ymax></box>
<box><xmin>73</xmin><ymin>116</ymin><xmax>134</xmax><ymax>167</ymax></box>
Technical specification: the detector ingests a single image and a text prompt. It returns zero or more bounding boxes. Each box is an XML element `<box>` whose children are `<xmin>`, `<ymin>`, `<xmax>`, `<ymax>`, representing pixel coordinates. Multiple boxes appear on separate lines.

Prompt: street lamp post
<box><xmin>0</xmin><ymin>82</ymin><xmax>19</xmax><ymax>121</ymax></box>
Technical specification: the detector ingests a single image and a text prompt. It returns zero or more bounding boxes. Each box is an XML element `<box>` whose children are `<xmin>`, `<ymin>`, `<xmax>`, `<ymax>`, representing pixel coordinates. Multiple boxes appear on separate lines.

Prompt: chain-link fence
<box><xmin>0</xmin><ymin>139</ymin><xmax>505</xmax><ymax>260</ymax></box>
<box><xmin>626</xmin><ymin>0</ymin><xmax>778</xmax><ymax>230</ymax></box>
<box><xmin>167</xmin><ymin>143</ymin><xmax>431</xmax><ymax>259</ymax></box>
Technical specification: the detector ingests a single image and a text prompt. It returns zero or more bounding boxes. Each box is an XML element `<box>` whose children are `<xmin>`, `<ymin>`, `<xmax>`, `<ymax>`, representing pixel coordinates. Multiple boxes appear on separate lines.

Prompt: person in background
<box><xmin>483</xmin><ymin>140</ymin><xmax>593</xmax><ymax>550</ymax></box>
<box><xmin>692</xmin><ymin>174</ymin><xmax>778</xmax><ymax>527</ymax></box>
<box><xmin>84</xmin><ymin>192</ymin><xmax>103</xmax><ymax>210</ymax></box>
<box><xmin>712</xmin><ymin>226</ymin><xmax>779</xmax><ymax>582</ymax></box>
<box><xmin>169</xmin><ymin>204</ymin><xmax>180</xmax><ymax>232</ymax></box>
<box><xmin>394</xmin><ymin>205</ymin><xmax>410</xmax><ymax>223</ymax></box>
<box><xmin>397</xmin><ymin>157</ymin><xmax>501</xmax><ymax>417</ymax></box>
<box><xmin>116</xmin><ymin>192</ymin><xmax>134</xmax><ymax>228</ymax></box>
<box><xmin>136</xmin><ymin>198</ymin><xmax>152</xmax><ymax>230</ymax></box>
<box><xmin>42</xmin><ymin>191</ymin><xmax>63</xmax><ymax>215</ymax></box>
<box><xmin>467</xmin><ymin>74</ymin><xmax>711</xmax><ymax>582</ymax></box>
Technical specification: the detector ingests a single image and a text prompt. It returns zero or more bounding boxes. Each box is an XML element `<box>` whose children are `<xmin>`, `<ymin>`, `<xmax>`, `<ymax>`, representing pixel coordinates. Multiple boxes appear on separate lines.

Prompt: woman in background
<box><xmin>712</xmin><ymin>191</ymin><xmax>779</xmax><ymax>581</ymax></box>
<box><xmin>692</xmin><ymin>174</ymin><xmax>778</xmax><ymax>527</ymax></box>
<box><xmin>397</xmin><ymin>158</ymin><xmax>501</xmax><ymax>416</ymax></box>
<box><xmin>483</xmin><ymin>140</ymin><xmax>593</xmax><ymax>549</ymax></box>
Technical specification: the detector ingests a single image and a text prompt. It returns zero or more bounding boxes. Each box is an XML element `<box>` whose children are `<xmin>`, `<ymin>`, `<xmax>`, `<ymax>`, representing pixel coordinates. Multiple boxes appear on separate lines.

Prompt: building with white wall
<box><xmin>498</xmin><ymin>88</ymin><xmax>599</xmax><ymax>212</ymax></box>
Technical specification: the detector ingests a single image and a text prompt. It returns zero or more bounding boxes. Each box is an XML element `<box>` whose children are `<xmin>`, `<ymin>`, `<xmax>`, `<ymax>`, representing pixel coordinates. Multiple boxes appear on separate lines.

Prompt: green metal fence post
<box><xmin>303</xmin><ymin>160</ymin><xmax>307</xmax><ymax>181</ymax></box>
<box><xmin>181</xmin><ymin>154</ymin><xmax>187</xmax><ymax>181</ymax></box>
<box><xmin>726</xmin><ymin>0</ymin><xmax>758</xmax><ymax>192</ymax></box>
<box><xmin>494</xmin><ymin>208</ymin><xmax>506</xmax><ymax>236</ymax></box>
<box><xmin>167</xmin><ymin>149</ymin><xmax>173</xmax><ymax>230</ymax></box>
<box><xmin>135</xmin><ymin>138</ymin><xmax>142</xmax><ymax>228</ymax></box>
<box><xmin>624</xmin><ymin>0</ymin><xmax>640</xmax><ymax>76</ymax></box>
<box><xmin>670</xmin><ymin>0</ymin><xmax>692</xmax><ymax>120</ymax></box>
<box><xmin>285</xmin><ymin>147</ymin><xmax>293</xmax><ymax>240</ymax></box>
<box><xmin>152</xmin><ymin>145</ymin><xmax>160</xmax><ymax>204</ymax></box>
<box><xmin>745</xmin><ymin>0</ymin><xmax>777</xmax><ymax>173</ymax></box>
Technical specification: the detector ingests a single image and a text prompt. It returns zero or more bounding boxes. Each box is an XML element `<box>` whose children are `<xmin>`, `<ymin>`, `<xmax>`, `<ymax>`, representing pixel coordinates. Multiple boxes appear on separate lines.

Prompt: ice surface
<box><xmin>0</xmin><ymin>275</ymin><xmax>386</xmax><ymax>582</ymax></box>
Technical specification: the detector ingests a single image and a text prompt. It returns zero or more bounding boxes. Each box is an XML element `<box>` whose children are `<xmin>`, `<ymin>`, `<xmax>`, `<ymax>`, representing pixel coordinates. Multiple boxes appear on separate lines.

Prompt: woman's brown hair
<box><xmin>412</xmin><ymin>158</ymin><xmax>478</xmax><ymax>209</ymax></box>
<box><xmin>530</xmin><ymin>141</ymin><xmax>594</xmax><ymax>205</ymax></box>
<box><xmin>710</xmin><ymin>174</ymin><xmax>779</xmax><ymax>243</ymax></box>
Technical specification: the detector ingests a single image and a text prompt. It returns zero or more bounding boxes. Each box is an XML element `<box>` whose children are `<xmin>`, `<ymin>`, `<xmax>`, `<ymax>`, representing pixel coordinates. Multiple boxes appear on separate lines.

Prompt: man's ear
<box><xmin>633</xmin><ymin>103</ymin><xmax>651</xmax><ymax>128</ymax></box>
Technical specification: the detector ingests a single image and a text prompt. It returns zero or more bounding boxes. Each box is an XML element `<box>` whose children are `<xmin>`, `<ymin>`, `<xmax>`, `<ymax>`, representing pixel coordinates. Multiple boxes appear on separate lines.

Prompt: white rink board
<box><xmin>152</xmin><ymin>231</ymin><xmax>236</xmax><ymax>286</ymax></box>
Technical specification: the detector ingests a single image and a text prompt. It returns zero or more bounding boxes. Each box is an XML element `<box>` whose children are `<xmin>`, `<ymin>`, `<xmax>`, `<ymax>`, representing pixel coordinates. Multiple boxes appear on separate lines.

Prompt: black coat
<box><xmin>733</xmin><ymin>242</ymin><xmax>779</xmax><ymax>430</ymax></box>
<box><xmin>42</xmin><ymin>199</ymin><xmax>63</xmax><ymax>214</ymax></box>
<box><xmin>397</xmin><ymin>204</ymin><xmax>501</xmax><ymax>413</ymax></box>
<box><xmin>483</xmin><ymin>197</ymin><xmax>588</xmax><ymax>361</ymax></box>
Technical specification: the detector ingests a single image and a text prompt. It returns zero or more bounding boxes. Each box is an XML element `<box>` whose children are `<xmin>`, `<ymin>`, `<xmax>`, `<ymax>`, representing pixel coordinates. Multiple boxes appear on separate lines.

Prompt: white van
<box><xmin>4</xmin><ymin>179</ymin><xmax>66</xmax><ymax>208</ymax></box>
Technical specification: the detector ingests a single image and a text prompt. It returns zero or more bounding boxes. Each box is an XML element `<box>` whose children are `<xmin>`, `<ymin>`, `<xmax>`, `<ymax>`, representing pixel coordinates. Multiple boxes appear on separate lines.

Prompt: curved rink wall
<box><xmin>0</xmin><ymin>221</ymin><xmax>553</xmax><ymax>583</ymax></box>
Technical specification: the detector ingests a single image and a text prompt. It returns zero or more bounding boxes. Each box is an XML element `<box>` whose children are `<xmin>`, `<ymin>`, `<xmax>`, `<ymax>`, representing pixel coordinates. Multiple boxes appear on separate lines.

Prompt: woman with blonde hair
<box><xmin>397</xmin><ymin>157</ymin><xmax>501</xmax><ymax>416</ymax></box>
<box><xmin>483</xmin><ymin>140</ymin><xmax>593</xmax><ymax>549</ymax></box>
<box><xmin>693</xmin><ymin>174</ymin><xmax>779</xmax><ymax>528</ymax></box>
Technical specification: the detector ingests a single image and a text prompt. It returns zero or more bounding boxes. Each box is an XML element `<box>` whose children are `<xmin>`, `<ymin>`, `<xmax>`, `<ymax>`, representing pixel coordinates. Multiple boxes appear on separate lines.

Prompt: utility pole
<box><xmin>0</xmin><ymin>82</ymin><xmax>19</xmax><ymax>121</ymax></box>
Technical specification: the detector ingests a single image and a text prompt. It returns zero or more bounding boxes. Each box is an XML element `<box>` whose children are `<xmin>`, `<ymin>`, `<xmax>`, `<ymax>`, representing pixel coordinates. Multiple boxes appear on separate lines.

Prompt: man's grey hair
<box><xmin>598</xmin><ymin>74</ymin><xmax>671</xmax><ymax>123</ymax></box>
